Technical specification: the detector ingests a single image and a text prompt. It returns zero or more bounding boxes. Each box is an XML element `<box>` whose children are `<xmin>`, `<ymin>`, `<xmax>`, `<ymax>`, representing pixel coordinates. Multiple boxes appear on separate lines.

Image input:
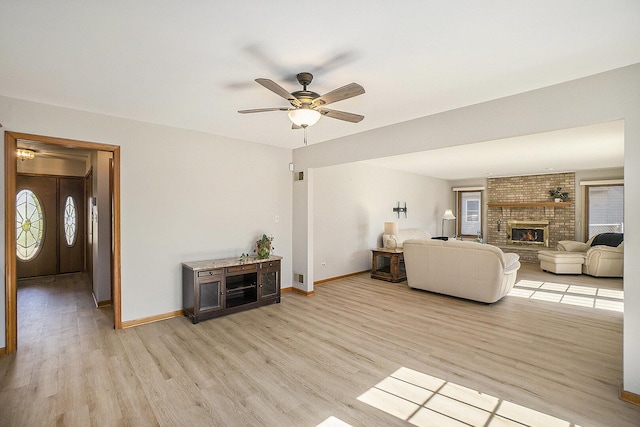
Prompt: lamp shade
<box><xmin>442</xmin><ymin>209</ymin><xmax>456</xmax><ymax>220</ymax></box>
<box><xmin>288</xmin><ymin>108</ymin><xmax>321</xmax><ymax>127</ymax></box>
<box><xmin>384</xmin><ymin>221</ymin><xmax>398</xmax><ymax>235</ymax></box>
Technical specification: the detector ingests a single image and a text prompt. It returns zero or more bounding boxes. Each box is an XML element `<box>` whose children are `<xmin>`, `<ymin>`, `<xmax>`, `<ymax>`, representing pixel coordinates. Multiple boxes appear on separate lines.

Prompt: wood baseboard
<box><xmin>314</xmin><ymin>270</ymin><xmax>370</xmax><ymax>286</ymax></box>
<box><xmin>121</xmin><ymin>310</ymin><xmax>184</xmax><ymax>328</ymax></box>
<box><xmin>92</xmin><ymin>293</ymin><xmax>113</xmax><ymax>308</ymax></box>
<box><xmin>0</xmin><ymin>347</ymin><xmax>6</xmax><ymax>357</ymax></box>
<box><xmin>620</xmin><ymin>384</ymin><xmax>640</xmax><ymax>406</ymax></box>
<box><xmin>291</xmin><ymin>287</ymin><xmax>314</xmax><ymax>296</ymax></box>
<box><xmin>281</xmin><ymin>287</ymin><xmax>293</xmax><ymax>294</ymax></box>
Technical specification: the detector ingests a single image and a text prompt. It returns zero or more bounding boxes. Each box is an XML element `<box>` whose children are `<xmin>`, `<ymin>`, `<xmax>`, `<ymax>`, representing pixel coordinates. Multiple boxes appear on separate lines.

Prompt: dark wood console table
<box><xmin>182</xmin><ymin>255</ymin><xmax>281</xmax><ymax>323</ymax></box>
<box><xmin>371</xmin><ymin>248</ymin><xmax>406</xmax><ymax>283</ymax></box>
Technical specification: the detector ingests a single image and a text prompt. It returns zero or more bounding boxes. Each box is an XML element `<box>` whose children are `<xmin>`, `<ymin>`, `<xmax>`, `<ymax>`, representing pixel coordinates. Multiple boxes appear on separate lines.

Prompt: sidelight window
<box><xmin>16</xmin><ymin>189</ymin><xmax>44</xmax><ymax>261</ymax></box>
<box><xmin>457</xmin><ymin>190</ymin><xmax>482</xmax><ymax>237</ymax></box>
<box><xmin>64</xmin><ymin>196</ymin><xmax>77</xmax><ymax>246</ymax></box>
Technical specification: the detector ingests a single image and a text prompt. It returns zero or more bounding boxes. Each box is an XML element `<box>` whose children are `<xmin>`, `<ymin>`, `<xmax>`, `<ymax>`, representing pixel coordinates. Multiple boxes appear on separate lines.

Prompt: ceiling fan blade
<box><xmin>312</xmin><ymin>83</ymin><xmax>365</xmax><ymax>107</ymax></box>
<box><xmin>320</xmin><ymin>108</ymin><xmax>364</xmax><ymax>123</ymax></box>
<box><xmin>238</xmin><ymin>107</ymin><xmax>290</xmax><ymax>114</ymax></box>
<box><xmin>255</xmin><ymin>78</ymin><xmax>301</xmax><ymax>106</ymax></box>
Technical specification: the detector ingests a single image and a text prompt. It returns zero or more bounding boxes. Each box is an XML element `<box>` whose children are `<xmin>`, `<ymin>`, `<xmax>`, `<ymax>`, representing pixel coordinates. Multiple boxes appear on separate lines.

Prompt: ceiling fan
<box><xmin>238</xmin><ymin>72</ymin><xmax>365</xmax><ymax>144</ymax></box>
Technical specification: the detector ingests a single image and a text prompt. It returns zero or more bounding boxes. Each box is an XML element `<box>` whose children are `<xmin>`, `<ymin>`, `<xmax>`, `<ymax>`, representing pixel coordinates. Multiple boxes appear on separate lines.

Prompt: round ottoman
<box><xmin>538</xmin><ymin>250</ymin><xmax>585</xmax><ymax>274</ymax></box>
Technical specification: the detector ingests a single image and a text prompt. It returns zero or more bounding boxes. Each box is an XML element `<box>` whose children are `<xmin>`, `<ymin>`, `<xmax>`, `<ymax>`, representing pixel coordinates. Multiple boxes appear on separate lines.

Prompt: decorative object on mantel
<box><xmin>549</xmin><ymin>187</ymin><xmax>569</xmax><ymax>202</ymax></box>
<box><xmin>393</xmin><ymin>202</ymin><xmax>407</xmax><ymax>218</ymax></box>
<box><xmin>255</xmin><ymin>234</ymin><xmax>274</xmax><ymax>259</ymax></box>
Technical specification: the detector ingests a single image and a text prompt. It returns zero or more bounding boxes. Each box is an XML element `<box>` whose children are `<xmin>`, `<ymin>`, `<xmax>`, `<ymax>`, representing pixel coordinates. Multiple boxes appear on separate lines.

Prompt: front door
<box><xmin>16</xmin><ymin>174</ymin><xmax>85</xmax><ymax>278</ymax></box>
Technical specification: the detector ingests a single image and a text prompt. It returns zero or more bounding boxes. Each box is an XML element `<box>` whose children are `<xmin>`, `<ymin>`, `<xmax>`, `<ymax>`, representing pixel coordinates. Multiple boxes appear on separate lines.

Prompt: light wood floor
<box><xmin>0</xmin><ymin>265</ymin><xmax>638</xmax><ymax>426</ymax></box>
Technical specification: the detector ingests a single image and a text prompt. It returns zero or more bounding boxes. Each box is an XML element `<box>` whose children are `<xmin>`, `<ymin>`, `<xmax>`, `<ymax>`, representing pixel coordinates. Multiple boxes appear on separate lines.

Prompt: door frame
<box><xmin>4</xmin><ymin>131</ymin><xmax>122</xmax><ymax>354</ymax></box>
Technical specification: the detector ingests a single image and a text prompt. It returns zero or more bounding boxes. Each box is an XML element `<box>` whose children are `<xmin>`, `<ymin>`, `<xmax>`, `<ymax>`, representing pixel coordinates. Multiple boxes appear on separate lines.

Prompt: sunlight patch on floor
<box><xmin>509</xmin><ymin>280</ymin><xmax>623</xmax><ymax>312</ymax></box>
<box><xmin>316</xmin><ymin>416</ymin><xmax>353</xmax><ymax>426</ymax></box>
<box><xmin>356</xmin><ymin>367</ymin><xmax>580</xmax><ymax>426</ymax></box>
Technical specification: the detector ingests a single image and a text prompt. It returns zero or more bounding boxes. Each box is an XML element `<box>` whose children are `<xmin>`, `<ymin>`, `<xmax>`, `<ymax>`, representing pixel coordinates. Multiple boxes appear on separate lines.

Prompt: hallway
<box><xmin>0</xmin><ymin>273</ymin><xmax>114</xmax><ymax>425</ymax></box>
<box><xmin>16</xmin><ymin>273</ymin><xmax>113</xmax><ymax>346</ymax></box>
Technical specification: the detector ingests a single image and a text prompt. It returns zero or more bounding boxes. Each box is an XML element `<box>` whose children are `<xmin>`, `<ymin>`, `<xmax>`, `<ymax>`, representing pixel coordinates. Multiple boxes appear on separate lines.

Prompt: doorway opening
<box><xmin>4</xmin><ymin>131</ymin><xmax>121</xmax><ymax>354</ymax></box>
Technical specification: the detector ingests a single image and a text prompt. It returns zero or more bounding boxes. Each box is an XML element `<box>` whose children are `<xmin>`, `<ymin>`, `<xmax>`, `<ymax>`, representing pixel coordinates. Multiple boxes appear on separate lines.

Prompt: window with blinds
<box><xmin>585</xmin><ymin>185</ymin><xmax>624</xmax><ymax>238</ymax></box>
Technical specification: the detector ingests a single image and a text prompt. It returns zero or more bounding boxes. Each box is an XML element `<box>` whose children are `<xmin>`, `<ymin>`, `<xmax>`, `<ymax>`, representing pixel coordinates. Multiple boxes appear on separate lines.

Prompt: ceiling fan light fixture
<box><xmin>288</xmin><ymin>108</ymin><xmax>321</xmax><ymax>127</ymax></box>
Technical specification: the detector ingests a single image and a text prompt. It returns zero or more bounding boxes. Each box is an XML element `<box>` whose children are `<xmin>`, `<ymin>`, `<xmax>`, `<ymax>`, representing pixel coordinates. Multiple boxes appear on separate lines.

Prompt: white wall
<box><xmin>623</xmin><ymin>117</ymin><xmax>640</xmax><ymax>394</ymax></box>
<box><xmin>313</xmin><ymin>162</ymin><xmax>451</xmax><ymax>281</ymax></box>
<box><xmin>292</xmin><ymin>63</ymin><xmax>640</xmax><ymax>394</ymax></box>
<box><xmin>291</xmin><ymin>169</ymin><xmax>310</xmax><ymax>292</ymax></box>
<box><xmin>92</xmin><ymin>151</ymin><xmax>112</xmax><ymax>303</ymax></box>
<box><xmin>0</xmin><ymin>95</ymin><xmax>293</xmax><ymax>334</ymax></box>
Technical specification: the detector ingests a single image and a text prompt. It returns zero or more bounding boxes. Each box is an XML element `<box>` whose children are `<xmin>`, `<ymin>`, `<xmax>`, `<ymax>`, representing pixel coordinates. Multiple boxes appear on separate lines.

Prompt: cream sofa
<box><xmin>382</xmin><ymin>228</ymin><xmax>432</xmax><ymax>249</ymax></box>
<box><xmin>403</xmin><ymin>239</ymin><xmax>521</xmax><ymax>303</ymax></box>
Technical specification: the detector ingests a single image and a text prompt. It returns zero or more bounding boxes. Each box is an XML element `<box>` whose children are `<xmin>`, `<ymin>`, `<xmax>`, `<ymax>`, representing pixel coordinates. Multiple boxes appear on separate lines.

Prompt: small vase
<box><xmin>554</xmin><ymin>198</ymin><xmax>561</xmax><ymax>203</ymax></box>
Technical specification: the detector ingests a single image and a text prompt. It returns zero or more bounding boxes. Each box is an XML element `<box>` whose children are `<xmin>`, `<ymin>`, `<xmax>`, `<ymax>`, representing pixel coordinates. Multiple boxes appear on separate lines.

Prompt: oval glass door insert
<box><xmin>16</xmin><ymin>189</ymin><xmax>44</xmax><ymax>261</ymax></box>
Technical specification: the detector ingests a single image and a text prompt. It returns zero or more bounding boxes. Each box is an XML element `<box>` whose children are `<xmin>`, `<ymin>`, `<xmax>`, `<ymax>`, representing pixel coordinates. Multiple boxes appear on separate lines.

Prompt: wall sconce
<box><xmin>393</xmin><ymin>202</ymin><xmax>407</xmax><ymax>218</ymax></box>
<box><xmin>441</xmin><ymin>209</ymin><xmax>456</xmax><ymax>237</ymax></box>
<box><xmin>16</xmin><ymin>148</ymin><xmax>35</xmax><ymax>161</ymax></box>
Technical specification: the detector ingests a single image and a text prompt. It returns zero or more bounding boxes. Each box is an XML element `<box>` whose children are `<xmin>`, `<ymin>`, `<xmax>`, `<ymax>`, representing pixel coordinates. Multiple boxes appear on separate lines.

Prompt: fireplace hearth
<box><xmin>507</xmin><ymin>220</ymin><xmax>549</xmax><ymax>247</ymax></box>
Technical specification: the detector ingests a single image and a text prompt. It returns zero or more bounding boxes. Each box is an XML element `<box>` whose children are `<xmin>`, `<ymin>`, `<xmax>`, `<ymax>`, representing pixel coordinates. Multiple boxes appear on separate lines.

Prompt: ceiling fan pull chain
<box><xmin>304</xmin><ymin>126</ymin><xmax>308</xmax><ymax>145</ymax></box>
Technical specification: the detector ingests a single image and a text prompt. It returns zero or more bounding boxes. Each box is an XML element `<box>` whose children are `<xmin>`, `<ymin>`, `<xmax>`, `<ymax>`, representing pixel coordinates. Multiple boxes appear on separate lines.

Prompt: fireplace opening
<box><xmin>507</xmin><ymin>220</ymin><xmax>549</xmax><ymax>247</ymax></box>
<box><xmin>513</xmin><ymin>228</ymin><xmax>543</xmax><ymax>242</ymax></box>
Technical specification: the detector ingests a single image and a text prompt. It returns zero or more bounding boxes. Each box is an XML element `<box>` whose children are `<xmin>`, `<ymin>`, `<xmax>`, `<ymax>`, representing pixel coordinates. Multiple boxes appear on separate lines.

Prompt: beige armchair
<box><xmin>557</xmin><ymin>234</ymin><xmax>623</xmax><ymax>277</ymax></box>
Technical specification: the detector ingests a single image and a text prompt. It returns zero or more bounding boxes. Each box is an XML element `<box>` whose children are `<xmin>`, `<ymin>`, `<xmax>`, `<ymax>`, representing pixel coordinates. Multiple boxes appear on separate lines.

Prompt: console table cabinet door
<box><xmin>198</xmin><ymin>274</ymin><xmax>224</xmax><ymax>312</ymax></box>
<box><xmin>259</xmin><ymin>260</ymin><xmax>281</xmax><ymax>300</ymax></box>
<box><xmin>183</xmin><ymin>267</ymin><xmax>225</xmax><ymax>323</ymax></box>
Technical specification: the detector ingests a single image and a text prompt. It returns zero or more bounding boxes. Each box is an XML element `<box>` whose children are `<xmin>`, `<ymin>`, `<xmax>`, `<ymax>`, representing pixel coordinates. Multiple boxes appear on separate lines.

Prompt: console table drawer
<box><xmin>261</xmin><ymin>260</ymin><xmax>281</xmax><ymax>270</ymax></box>
<box><xmin>197</xmin><ymin>269</ymin><xmax>222</xmax><ymax>278</ymax></box>
<box><xmin>227</xmin><ymin>264</ymin><xmax>257</xmax><ymax>274</ymax></box>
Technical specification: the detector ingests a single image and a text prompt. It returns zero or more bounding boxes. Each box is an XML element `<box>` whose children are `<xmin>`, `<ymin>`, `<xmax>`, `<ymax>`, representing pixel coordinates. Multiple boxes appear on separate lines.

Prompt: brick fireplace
<box><xmin>487</xmin><ymin>173</ymin><xmax>575</xmax><ymax>262</ymax></box>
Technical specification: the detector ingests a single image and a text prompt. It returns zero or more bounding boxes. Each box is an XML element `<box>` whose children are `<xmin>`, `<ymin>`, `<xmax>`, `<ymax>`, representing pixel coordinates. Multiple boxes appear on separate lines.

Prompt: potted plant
<box><xmin>255</xmin><ymin>234</ymin><xmax>274</xmax><ymax>259</ymax></box>
<box><xmin>549</xmin><ymin>187</ymin><xmax>569</xmax><ymax>202</ymax></box>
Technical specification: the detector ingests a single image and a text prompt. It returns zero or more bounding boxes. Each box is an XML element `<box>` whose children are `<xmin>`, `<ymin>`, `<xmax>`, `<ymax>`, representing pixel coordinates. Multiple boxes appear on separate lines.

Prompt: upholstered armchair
<box><xmin>557</xmin><ymin>233</ymin><xmax>623</xmax><ymax>277</ymax></box>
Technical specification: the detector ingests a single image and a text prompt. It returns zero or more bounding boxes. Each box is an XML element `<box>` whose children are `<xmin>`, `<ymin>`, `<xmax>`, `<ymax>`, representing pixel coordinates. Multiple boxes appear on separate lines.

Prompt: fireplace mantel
<box><xmin>487</xmin><ymin>201</ymin><xmax>573</xmax><ymax>208</ymax></box>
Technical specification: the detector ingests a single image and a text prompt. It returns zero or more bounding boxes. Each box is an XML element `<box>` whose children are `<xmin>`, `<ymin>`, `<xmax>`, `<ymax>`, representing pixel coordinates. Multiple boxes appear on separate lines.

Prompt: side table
<box><xmin>371</xmin><ymin>248</ymin><xmax>406</xmax><ymax>283</ymax></box>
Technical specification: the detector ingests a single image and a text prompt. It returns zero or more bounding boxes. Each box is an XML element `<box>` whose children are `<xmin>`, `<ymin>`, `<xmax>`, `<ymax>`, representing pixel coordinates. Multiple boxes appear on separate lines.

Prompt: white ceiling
<box><xmin>361</xmin><ymin>120</ymin><xmax>625</xmax><ymax>180</ymax></box>
<box><xmin>1</xmin><ymin>1</ymin><xmax>638</xmax><ymax>178</ymax></box>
